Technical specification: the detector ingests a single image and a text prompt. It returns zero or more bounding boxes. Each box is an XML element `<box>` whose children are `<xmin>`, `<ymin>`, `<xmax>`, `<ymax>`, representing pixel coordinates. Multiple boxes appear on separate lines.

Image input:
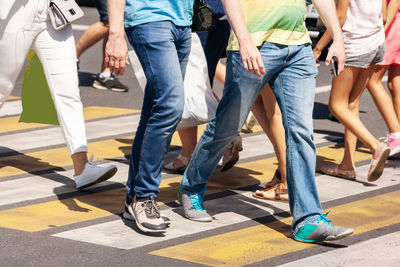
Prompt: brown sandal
<box><xmin>163</xmin><ymin>154</ymin><xmax>191</xmax><ymax>172</ymax></box>
<box><xmin>253</xmin><ymin>183</ymin><xmax>288</xmax><ymax>201</ymax></box>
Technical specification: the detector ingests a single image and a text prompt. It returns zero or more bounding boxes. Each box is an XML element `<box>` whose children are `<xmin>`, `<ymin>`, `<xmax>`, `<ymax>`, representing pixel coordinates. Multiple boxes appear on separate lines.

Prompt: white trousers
<box><xmin>0</xmin><ymin>0</ymin><xmax>88</xmax><ymax>155</ymax></box>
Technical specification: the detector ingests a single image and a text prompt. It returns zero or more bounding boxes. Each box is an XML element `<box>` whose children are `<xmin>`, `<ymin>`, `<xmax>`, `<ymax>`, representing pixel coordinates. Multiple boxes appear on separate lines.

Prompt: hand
<box><xmin>104</xmin><ymin>32</ymin><xmax>129</xmax><ymax>76</ymax></box>
<box><xmin>325</xmin><ymin>38</ymin><xmax>345</xmax><ymax>76</ymax></box>
<box><xmin>239</xmin><ymin>40</ymin><xmax>266</xmax><ymax>77</ymax></box>
<box><xmin>313</xmin><ymin>47</ymin><xmax>322</xmax><ymax>67</ymax></box>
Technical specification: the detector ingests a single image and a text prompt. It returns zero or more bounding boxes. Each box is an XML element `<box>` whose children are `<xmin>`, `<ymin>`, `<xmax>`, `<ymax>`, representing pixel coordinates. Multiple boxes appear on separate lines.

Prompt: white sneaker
<box><xmin>74</xmin><ymin>156</ymin><xmax>117</xmax><ymax>190</ymax></box>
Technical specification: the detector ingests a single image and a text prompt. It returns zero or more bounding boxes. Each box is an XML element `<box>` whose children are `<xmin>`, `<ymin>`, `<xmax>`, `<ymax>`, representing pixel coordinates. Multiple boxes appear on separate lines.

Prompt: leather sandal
<box><xmin>253</xmin><ymin>183</ymin><xmax>288</xmax><ymax>201</ymax></box>
<box><xmin>263</xmin><ymin>169</ymin><xmax>282</xmax><ymax>190</ymax></box>
<box><xmin>320</xmin><ymin>163</ymin><xmax>357</xmax><ymax>180</ymax></box>
<box><xmin>163</xmin><ymin>154</ymin><xmax>191</xmax><ymax>173</ymax></box>
<box><xmin>221</xmin><ymin>135</ymin><xmax>243</xmax><ymax>172</ymax></box>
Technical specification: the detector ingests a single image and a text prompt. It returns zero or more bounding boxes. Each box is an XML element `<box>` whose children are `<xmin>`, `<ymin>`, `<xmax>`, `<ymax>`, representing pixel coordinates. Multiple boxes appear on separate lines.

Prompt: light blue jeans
<box><xmin>125</xmin><ymin>21</ymin><xmax>191</xmax><ymax>199</ymax></box>
<box><xmin>181</xmin><ymin>42</ymin><xmax>323</xmax><ymax>233</ymax></box>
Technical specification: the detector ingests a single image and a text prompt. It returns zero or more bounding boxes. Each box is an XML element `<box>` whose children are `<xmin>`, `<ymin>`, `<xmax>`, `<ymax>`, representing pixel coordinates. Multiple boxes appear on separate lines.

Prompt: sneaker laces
<box><xmin>142</xmin><ymin>197</ymin><xmax>161</xmax><ymax>219</ymax></box>
<box><xmin>189</xmin><ymin>188</ymin><xmax>207</xmax><ymax>212</ymax></box>
<box><xmin>379</xmin><ymin>134</ymin><xmax>390</xmax><ymax>144</ymax></box>
<box><xmin>311</xmin><ymin>212</ymin><xmax>333</xmax><ymax>226</ymax></box>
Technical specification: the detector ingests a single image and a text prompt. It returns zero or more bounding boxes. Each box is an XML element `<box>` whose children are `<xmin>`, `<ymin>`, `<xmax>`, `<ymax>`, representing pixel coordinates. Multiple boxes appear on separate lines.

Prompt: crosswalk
<box><xmin>1</xmin><ymin>96</ymin><xmax>400</xmax><ymax>265</ymax></box>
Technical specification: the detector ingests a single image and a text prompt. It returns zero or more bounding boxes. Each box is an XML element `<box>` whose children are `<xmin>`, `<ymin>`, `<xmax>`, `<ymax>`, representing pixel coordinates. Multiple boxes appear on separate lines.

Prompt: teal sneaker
<box><xmin>178</xmin><ymin>187</ymin><xmax>212</xmax><ymax>222</ymax></box>
<box><xmin>294</xmin><ymin>212</ymin><xmax>354</xmax><ymax>243</ymax></box>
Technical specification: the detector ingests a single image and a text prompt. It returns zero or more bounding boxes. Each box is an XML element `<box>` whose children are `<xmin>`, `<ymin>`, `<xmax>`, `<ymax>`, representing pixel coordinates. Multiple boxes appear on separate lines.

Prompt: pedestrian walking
<box><xmin>178</xmin><ymin>0</ymin><xmax>354</xmax><ymax>243</ymax></box>
<box><xmin>105</xmin><ymin>0</ymin><xmax>193</xmax><ymax>233</ymax></box>
<box><xmin>0</xmin><ymin>0</ymin><xmax>117</xmax><ymax>190</ymax></box>
<box><xmin>76</xmin><ymin>0</ymin><xmax>129</xmax><ymax>92</ymax></box>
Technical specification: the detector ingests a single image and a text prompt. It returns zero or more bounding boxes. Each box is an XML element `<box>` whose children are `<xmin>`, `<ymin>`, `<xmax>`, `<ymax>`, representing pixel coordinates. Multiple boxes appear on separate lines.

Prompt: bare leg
<box><xmin>367</xmin><ymin>65</ymin><xmax>400</xmax><ymax>133</ymax></box>
<box><xmin>71</xmin><ymin>152</ymin><xmax>88</xmax><ymax>176</ymax></box>
<box><xmin>388</xmin><ymin>65</ymin><xmax>400</xmax><ymax>122</ymax></box>
<box><xmin>329</xmin><ymin>66</ymin><xmax>380</xmax><ymax>153</ymax></box>
<box><xmin>251</xmin><ymin>84</ymin><xmax>287</xmax><ymax>186</ymax></box>
<box><xmin>75</xmin><ymin>21</ymin><xmax>108</xmax><ymax>59</ymax></box>
<box><xmin>214</xmin><ymin>60</ymin><xmax>226</xmax><ymax>85</ymax></box>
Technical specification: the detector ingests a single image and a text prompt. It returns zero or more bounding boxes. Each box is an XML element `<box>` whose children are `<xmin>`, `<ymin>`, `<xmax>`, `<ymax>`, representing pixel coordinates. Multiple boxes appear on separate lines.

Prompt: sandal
<box><xmin>320</xmin><ymin>163</ymin><xmax>357</xmax><ymax>180</ymax></box>
<box><xmin>163</xmin><ymin>154</ymin><xmax>191</xmax><ymax>173</ymax></box>
<box><xmin>221</xmin><ymin>135</ymin><xmax>243</xmax><ymax>172</ymax></box>
<box><xmin>253</xmin><ymin>183</ymin><xmax>288</xmax><ymax>201</ymax></box>
<box><xmin>263</xmin><ymin>169</ymin><xmax>282</xmax><ymax>190</ymax></box>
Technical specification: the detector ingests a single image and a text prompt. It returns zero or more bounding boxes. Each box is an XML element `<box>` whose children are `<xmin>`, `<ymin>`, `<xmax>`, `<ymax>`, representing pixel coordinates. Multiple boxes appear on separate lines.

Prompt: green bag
<box><xmin>19</xmin><ymin>50</ymin><xmax>59</xmax><ymax>125</ymax></box>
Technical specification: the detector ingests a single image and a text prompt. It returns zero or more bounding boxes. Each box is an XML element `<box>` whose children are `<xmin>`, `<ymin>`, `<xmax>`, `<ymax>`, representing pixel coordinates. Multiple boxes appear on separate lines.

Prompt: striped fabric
<box><xmin>227</xmin><ymin>0</ymin><xmax>311</xmax><ymax>50</ymax></box>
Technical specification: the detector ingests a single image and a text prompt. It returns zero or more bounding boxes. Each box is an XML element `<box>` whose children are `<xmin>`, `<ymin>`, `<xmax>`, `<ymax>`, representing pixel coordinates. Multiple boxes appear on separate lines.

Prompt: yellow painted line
<box><xmin>0</xmin><ymin>121</ymin><xmax>264</xmax><ymax>178</ymax></box>
<box><xmin>150</xmin><ymin>190</ymin><xmax>400</xmax><ymax>266</ymax></box>
<box><xmin>0</xmin><ymin>144</ymin><xmax>371</xmax><ymax>232</ymax></box>
<box><xmin>0</xmin><ymin>106</ymin><xmax>139</xmax><ymax>134</ymax></box>
<box><xmin>7</xmin><ymin>96</ymin><xmax>20</xmax><ymax>100</ymax></box>
<box><xmin>0</xmin><ymin>189</ymin><xmax>125</xmax><ymax>232</ymax></box>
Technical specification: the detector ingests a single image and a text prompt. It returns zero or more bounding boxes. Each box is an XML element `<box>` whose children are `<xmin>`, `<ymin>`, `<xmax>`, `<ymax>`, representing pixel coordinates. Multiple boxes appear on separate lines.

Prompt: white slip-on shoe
<box><xmin>74</xmin><ymin>155</ymin><xmax>117</xmax><ymax>190</ymax></box>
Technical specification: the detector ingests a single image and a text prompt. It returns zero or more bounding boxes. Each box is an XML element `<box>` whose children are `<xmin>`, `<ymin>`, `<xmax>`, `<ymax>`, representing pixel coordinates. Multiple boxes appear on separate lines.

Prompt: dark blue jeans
<box><xmin>125</xmin><ymin>21</ymin><xmax>191</xmax><ymax>198</ymax></box>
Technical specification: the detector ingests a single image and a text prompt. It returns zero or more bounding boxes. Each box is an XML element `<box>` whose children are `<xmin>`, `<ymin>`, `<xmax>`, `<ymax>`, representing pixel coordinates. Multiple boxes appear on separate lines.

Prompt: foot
<box><xmin>92</xmin><ymin>73</ymin><xmax>129</xmax><ymax>92</ymax></box>
<box><xmin>74</xmin><ymin>156</ymin><xmax>117</xmax><ymax>190</ymax></box>
<box><xmin>123</xmin><ymin>196</ymin><xmax>170</xmax><ymax>226</ymax></box>
<box><xmin>178</xmin><ymin>187</ymin><xmax>212</xmax><ymax>222</ymax></box>
<box><xmin>386</xmin><ymin>134</ymin><xmax>400</xmax><ymax>157</ymax></box>
<box><xmin>253</xmin><ymin>183</ymin><xmax>288</xmax><ymax>201</ymax></box>
<box><xmin>221</xmin><ymin>135</ymin><xmax>243</xmax><ymax>172</ymax></box>
<box><xmin>320</xmin><ymin>163</ymin><xmax>357</xmax><ymax>180</ymax></box>
<box><xmin>294</xmin><ymin>212</ymin><xmax>354</xmax><ymax>243</ymax></box>
<box><xmin>263</xmin><ymin>169</ymin><xmax>282</xmax><ymax>189</ymax></box>
<box><xmin>125</xmin><ymin>196</ymin><xmax>167</xmax><ymax>233</ymax></box>
<box><xmin>368</xmin><ymin>142</ymin><xmax>391</xmax><ymax>182</ymax></box>
<box><xmin>244</xmin><ymin>111</ymin><xmax>257</xmax><ymax>131</ymax></box>
<box><xmin>163</xmin><ymin>154</ymin><xmax>191</xmax><ymax>173</ymax></box>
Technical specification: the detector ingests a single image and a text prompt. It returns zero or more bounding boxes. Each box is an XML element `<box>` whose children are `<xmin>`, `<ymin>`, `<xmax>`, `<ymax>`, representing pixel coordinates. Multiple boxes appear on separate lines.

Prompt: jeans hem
<box><xmin>292</xmin><ymin>214</ymin><xmax>321</xmax><ymax>235</ymax></box>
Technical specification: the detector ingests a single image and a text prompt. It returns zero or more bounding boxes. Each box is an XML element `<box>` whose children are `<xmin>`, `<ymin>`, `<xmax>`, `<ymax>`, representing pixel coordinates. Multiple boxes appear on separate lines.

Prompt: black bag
<box><xmin>191</xmin><ymin>0</ymin><xmax>216</xmax><ymax>32</ymax></box>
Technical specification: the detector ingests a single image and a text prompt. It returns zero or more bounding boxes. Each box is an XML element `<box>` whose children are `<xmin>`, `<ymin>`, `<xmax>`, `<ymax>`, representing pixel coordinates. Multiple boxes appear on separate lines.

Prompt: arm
<box><xmin>105</xmin><ymin>0</ymin><xmax>128</xmax><ymax>76</ymax></box>
<box><xmin>312</xmin><ymin>0</ymin><xmax>348</xmax><ymax>74</ymax></box>
<box><xmin>221</xmin><ymin>0</ymin><xmax>265</xmax><ymax>77</ymax></box>
<box><xmin>385</xmin><ymin>0</ymin><xmax>400</xmax><ymax>31</ymax></box>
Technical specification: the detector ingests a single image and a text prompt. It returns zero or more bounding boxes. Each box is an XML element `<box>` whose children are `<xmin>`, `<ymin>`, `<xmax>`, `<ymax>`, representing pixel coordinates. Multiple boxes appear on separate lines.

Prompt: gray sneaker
<box><xmin>126</xmin><ymin>196</ymin><xmax>167</xmax><ymax>233</ymax></box>
<box><xmin>123</xmin><ymin>197</ymin><xmax>170</xmax><ymax>226</ymax></box>
<box><xmin>294</xmin><ymin>212</ymin><xmax>354</xmax><ymax>243</ymax></box>
<box><xmin>178</xmin><ymin>187</ymin><xmax>212</xmax><ymax>222</ymax></box>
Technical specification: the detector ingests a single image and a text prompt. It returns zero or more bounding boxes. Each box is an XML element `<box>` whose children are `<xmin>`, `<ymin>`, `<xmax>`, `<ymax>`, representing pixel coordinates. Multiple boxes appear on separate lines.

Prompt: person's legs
<box><xmin>179</xmin><ymin>49</ymin><xmax>269</xmax><ymax>221</ymax></box>
<box><xmin>251</xmin><ymin>83</ymin><xmax>288</xmax><ymax>201</ymax></box>
<box><xmin>125</xmin><ymin>21</ymin><xmax>191</xmax><ymax>199</ymax></box>
<box><xmin>75</xmin><ymin>21</ymin><xmax>108</xmax><ymax>59</ymax></box>
<box><xmin>34</xmin><ymin>22</ymin><xmax>117</xmax><ymax>189</ymax></box>
<box><xmin>0</xmin><ymin>0</ymin><xmax>38</xmax><ymax>109</ymax></box>
<box><xmin>388</xmin><ymin>65</ymin><xmax>400</xmax><ymax>122</ymax></box>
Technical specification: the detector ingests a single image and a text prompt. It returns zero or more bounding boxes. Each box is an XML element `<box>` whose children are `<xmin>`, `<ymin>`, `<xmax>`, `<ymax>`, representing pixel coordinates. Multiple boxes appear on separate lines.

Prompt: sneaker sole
<box><xmin>92</xmin><ymin>81</ymin><xmax>128</xmax><ymax>92</ymax></box>
<box><xmin>127</xmin><ymin>205</ymin><xmax>167</xmax><ymax>233</ymax></box>
<box><xmin>77</xmin><ymin>167</ymin><xmax>117</xmax><ymax>190</ymax></box>
<box><xmin>184</xmin><ymin>214</ymin><xmax>213</xmax><ymax>222</ymax></box>
<box><xmin>368</xmin><ymin>147</ymin><xmax>391</xmax><ymax>182</ymax></box>
<box><xmin>389</xmin><ymin>145</ymin><xmax>400</xmax><ymax>157</ymax></box>
<box><xmin>294</xmin><ymin>228</ymin><xmax>354</xmax><ymax>243</ymax></box>
<box><xmin>123</xmin><ymin>211</ymin><xmax>171</xmax><ymax>226</ymax></box>
<box><xmin>221</xmin><ymin>150</ymin><xmax>240</xmax><ymax>172</ymax></box>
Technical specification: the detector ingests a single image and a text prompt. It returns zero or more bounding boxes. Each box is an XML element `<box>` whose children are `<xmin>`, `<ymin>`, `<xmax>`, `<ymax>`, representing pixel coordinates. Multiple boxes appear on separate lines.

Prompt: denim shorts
<box><xmin>94</xmin><ymin>0</ymin><xmax>108</xmax><ymax>23</ymax></box>
<box><xmin>345</xmin><ymin>42</ymin><xmax>385</xmax><ymax>68</ymax></box>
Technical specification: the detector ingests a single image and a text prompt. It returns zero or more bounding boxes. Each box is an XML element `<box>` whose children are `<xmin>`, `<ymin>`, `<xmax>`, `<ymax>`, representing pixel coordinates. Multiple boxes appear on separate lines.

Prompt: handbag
<box><xmin>48</xmin><ymin>0</ymin><xmax>84</xmax><ymax>30</ymax></box>
<box><xmin>128</xmin><ymin>34</ymin><xmax>219</xmax><ymax>130</ymax></box>
<box><xmin>191</xmin><ymin>0</ymin><xmax>216</xmax><ymax>32</ymax></box>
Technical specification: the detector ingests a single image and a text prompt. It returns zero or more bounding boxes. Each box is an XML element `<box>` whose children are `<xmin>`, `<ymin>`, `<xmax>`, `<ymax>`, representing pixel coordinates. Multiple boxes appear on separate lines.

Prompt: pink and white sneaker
<box><xmin>387</xmin><ymin>134</ymin><xmax>400</xmax><ymax>157</ymax></box>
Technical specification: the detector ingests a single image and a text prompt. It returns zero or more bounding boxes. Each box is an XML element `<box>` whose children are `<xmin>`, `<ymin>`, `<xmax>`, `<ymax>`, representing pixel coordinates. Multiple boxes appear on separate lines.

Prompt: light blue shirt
<box><xmin>124</xmin><ymin>0</ymin><xmax>194</xmax><ymax>28</ymax></box>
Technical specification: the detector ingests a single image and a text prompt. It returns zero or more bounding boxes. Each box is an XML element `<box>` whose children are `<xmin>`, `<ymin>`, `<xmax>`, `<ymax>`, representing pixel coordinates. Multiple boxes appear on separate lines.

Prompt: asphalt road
<box><xmin>2</xmin><ymin>5</ymin><xmax>400</xmax><ymax>267</ymax></box>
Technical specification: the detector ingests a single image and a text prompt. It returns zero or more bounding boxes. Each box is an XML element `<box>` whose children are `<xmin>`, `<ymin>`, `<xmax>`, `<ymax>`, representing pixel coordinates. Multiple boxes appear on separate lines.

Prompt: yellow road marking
<box><xmin>0</xmin><ymin>106</ymin><xmax>139</xmax><ymax>134</ymax></box>
<box><xmin>150</xmin><ymin>190</ymin><xmax>400</xmax><ymax>266</ymax></box>
<box><xmin>0</xmin><ymin>144</ymin><xmax>371</xmax><ymax>232</ymax></box>
<box><xmin>7</xmin><ymin>96</ymin><xmax>20</xmax><ymax>100</ymax></box>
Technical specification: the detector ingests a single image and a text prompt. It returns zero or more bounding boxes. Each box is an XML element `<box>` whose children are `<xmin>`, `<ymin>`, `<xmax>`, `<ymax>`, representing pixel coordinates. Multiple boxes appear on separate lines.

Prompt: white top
<box><xmin>342</xmin><ymin>0</ymin><xmax>385</xmax><ymax>57</ymax></box>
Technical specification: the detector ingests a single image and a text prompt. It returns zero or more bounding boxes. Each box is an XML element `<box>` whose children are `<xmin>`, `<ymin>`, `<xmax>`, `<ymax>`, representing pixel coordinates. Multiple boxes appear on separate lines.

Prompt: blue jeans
<box><xmin>125</xmin><ymin>21</ymin><xmax>191</xmax><ymax>199</ymax></box>
<box><xmin>181</xmin><ymin>42</ymin><xmax>323</xmax><ymax>233</ymax></box>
